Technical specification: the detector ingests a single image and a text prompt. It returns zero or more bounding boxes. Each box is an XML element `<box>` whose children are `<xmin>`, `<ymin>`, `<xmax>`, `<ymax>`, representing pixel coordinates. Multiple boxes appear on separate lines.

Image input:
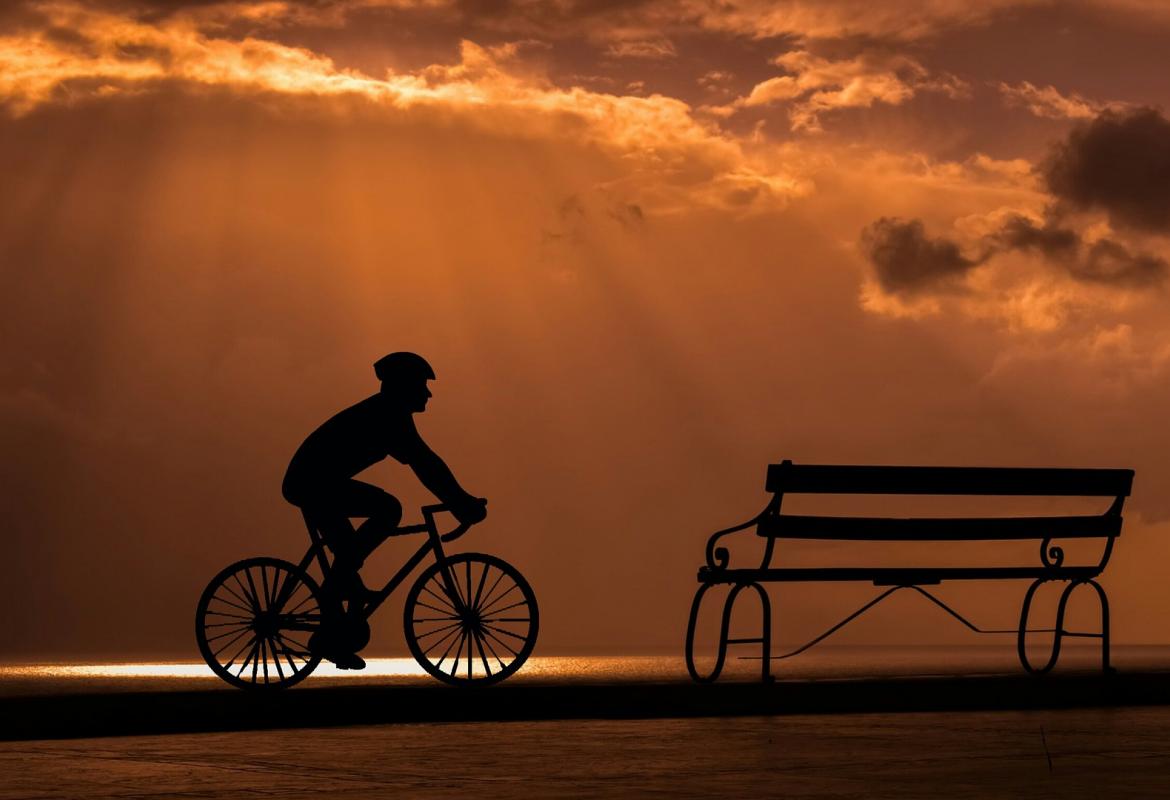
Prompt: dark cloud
<box><xmin>992</xmin><ymin>214</ymin><xmax>1079</xmax><ymax>260</ymax></box>
<box><xmin>863</xmin><ymin>108</ymin><xmax>1170</xmax><ymax>295</ymax></box>
<box><xmin>1074</xmin><ymin>238</ymin><xmax>1168</xmax><ymax>287</ymax></box>
<box><xmin>860</xmin><ymin>217</ymin><xmax>984</xmax><ymax>292</ymax></box>
<box><xmin>1044</xmin><ymin>107</ymin><xmax>1170</xmax><ymax>233</ymax></box>
<box><xmin>862</xmin><ymin>212</ymin><xmax>1167</xmax><ymax>293</ymax></box>
<box><xmin>991</xmin><ymin>213</ymin><xmax>1165</xmax><ymax>286</ymax></box>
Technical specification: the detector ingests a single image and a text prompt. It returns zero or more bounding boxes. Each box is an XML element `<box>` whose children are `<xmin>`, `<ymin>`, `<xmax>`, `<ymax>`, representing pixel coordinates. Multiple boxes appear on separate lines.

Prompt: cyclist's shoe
<box><xmin>332</xmin><ymin>652</ymin><xmax>367</xmax><ymax>670</ymax></box>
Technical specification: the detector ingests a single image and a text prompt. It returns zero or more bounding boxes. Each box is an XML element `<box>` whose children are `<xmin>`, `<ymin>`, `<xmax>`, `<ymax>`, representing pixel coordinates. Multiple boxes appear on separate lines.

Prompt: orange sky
<box><xmin>2</xmin><ymin>0</ymin><xmax>1170</xmax><ymax>659</ymax></box>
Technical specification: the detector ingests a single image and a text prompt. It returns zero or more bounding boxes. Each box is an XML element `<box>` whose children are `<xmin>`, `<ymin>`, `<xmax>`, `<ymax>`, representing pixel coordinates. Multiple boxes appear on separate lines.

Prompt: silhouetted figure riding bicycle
<box><xmin>282</xmin><ymin>352</ymin><xmax>487</xmax><ymax>669</ymax></box>
<box><xmin>195</xmin><ymin>353</ymin><xmax>538</xmax><ymax>690</ymax></box>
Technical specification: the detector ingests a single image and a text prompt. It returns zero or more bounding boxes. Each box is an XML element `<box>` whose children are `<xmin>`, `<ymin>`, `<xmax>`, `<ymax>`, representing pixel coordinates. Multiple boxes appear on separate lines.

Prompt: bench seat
<box><xmin>757</xmin><ymin>514</ymin><xmax>1121</xmax><ymax>540</ymax></box>
<box><xmin>698</xmin><ymin>565</ymin><xmax>1104</xmax><ymax>586</ymax></box>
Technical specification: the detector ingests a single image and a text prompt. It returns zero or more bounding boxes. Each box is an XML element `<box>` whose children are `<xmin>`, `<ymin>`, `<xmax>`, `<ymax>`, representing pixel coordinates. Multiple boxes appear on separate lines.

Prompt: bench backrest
<box><xmin>766</xmin><ymin>462</ymin><xmax>1133</xmax><ymax>497</ymax></box>
<box><xmin>759</xmin><ymin>461</ymin><xmax>1133</xmax><ymax>542</ymax></box>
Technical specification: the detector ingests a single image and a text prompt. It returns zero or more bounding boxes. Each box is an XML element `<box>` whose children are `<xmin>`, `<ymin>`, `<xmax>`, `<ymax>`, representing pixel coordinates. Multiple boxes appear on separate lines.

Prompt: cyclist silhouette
<box><xmin>282</xmin><ymin>352</ymin><xmax>487</xmax><ymax>670</ymax></box>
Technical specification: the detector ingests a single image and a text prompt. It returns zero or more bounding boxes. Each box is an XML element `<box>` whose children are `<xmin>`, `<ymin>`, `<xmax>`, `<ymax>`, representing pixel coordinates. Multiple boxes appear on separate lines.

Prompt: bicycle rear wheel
<box><xmin>195</xmin><ymin>557</ymin><xmax>323</xmax><ymax>690</ymax></box>
<box><xmin>404</xmin><ymin>552</ymin><xmax>539</xmax><ymax>686</ymax></box>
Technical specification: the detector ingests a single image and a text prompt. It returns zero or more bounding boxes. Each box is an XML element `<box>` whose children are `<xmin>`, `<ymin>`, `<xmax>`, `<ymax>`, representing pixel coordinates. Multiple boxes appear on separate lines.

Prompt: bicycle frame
<box><xmin>294</xmin><ymin>503</ymin><xmax>470</xmax><ymax>620</ymax></box>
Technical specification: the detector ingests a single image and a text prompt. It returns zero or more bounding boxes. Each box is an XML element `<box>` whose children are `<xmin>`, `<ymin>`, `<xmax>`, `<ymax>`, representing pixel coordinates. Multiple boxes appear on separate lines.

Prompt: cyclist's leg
<box><xmin>342</xmin><ymin>480</ymin><xmax>403</xmax><ymax>563</ymax></box>
<box><xmin>312</xmin><ymin>481</ymin><xmax>401</xmax><ymax>604</ymax></box>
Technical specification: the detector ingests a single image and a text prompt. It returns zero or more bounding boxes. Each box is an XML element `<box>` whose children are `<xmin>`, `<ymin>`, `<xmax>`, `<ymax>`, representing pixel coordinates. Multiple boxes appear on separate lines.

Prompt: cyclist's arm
<box><xmin>409</xmin><ymin>444</ymin><xmax>478</xmax><ymax>508</ymax></box>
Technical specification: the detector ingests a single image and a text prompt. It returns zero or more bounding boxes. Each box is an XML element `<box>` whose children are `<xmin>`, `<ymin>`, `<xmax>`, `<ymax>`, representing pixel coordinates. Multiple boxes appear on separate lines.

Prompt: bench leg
<box><xmin>1082</xmin><ymin>579</ymin><xmax>1113</xmax><ymax>674</ymax></box>
<box><xmin>685</xmin><ymin>584</ymin><xmax>720</xmax><ymax>683</ymax></box>
<box><xmin>1018</xmin><ymin>579</ymin><xmax>1112</xmax><ymax>675</ymax></box>
<box><xmin>685</xmin><ymin>582</ymin><xmax>772</xmax><ymax>683</ymax></box>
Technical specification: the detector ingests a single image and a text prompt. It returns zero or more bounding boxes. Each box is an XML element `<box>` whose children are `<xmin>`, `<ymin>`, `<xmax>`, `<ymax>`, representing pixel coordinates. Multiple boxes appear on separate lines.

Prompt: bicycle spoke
<box><xmin>285</xmin><ymin>591</ymin><xmax>318</xmax><ymax>615</ymax></box>
<box><xmin>250</xmin><ymin>639</ymin><xmax>261</xmax><ymax>683</ymax></box>
<box><xmin>261</xmin><ymin>565</ymin><xmax>272</xmax><ymax>611</ymax></box>
<box><xmin>274</xmin><ymin>630</ymin><xmax>312</xmax><ymax>662</ymax></box>
<box><xmin>479</xmin><ymin>628</ymin><xmax>508</xmax><ymax>669</ymax></box>
<box><xmin>482</xmin><ymin>617</ymin><xmax>530</xmax><ymax>624</ymax></box>
<box><xmin>480</xmin><ymin>625</ymin><xmax>520</xmax><ymax>658</ymax></box>
<box><xmin>480</xmin><ymin>597</ymin><xmax>530</xmax><ymax>618</ymax></box>
<box><xmin>443</xmin><ymin>568</ymin><xmax>467</xmax><ymax>612</ymax></box>
<box><xmin>421</xmin><ymin>624</ymin><xmax>463</xmax><ymax>657</ymax></box>
<box><xmin>231</xmin><ymin>637</ymin><xmax>259</xmax><ymax>675</ymax></box>
<box><xmin>218</xmin><ymin>580</ymin><xmax>253</xmax><ymax>611</ymax></box>
<box><xmin>473</xmin><ymin>628</ymin><xmax>492</xmax><ymax>676</ymax></box>
<box><xmin>213</xmin><ymin>627</ymin><xmax>254</xmax><ymax>659</ymax></box>
<box><xmin>466</xmin><ymin>631</ymin><xmax>473</xmax><ymax>680</ymax></box>
<box><xmin>270</xmin><ymin>638</ymin><xmax>288</xmax><ymax>680</ymax></box>
<box><xmin>476</xmin><ymin>569</ymin><xmax>507</xmax><ymax>616</ymax></box>
<box><xmin>277</xmin><ymin>627</ymin><xmax>311</xmax><ymax>653</ymax></box>
<box><xmin>449</xmin><ymin>630</ymin><xmax>468</xmax><ymax>677</ymax></box>
<box><xmin>421</xmin><ymin>583</ymin><xmax>457</xmax><ymax>613</ymax></box>
<box><xmin>482</xmin><ymin>622</ymin><xmax>528</xmax><ymax>642</ymax></box>
<box><xmin>479</xmin><ymin>583</ymin><xmax>520</xmax><ymax>616</ymax></box>
<box><xmin>434</xmin><ymin>625</ymin><xmax>465</xmax><ymax>668</ymax></box>
<box><xmin>413</xmin><ymin>600</ymin><xmax>456</xmax><ymax>616</ymax></box>
<box><xmin>204</xmin><ymin>620</ymin><xmax>251</xmax><ymax>631</ymax></box>
<box><xmin>205</xmin><ymin>612</ymin><xmax>254</xmax><ymax>625</ymax></box>
<box><xmin>244</xmin><ymin>569</ymin><xmax>264</xmax><ymax>616</ymax></box>
<box><xmin>271</xmin><ymin>567</ymin><xmax>300</xmax><ymax>611</ymax></box>
<box><xmin>205</xmin><ymin>624</ymin><xmax>252</xmax><ymax>644</ymax></box>
<box><xmin>233</xmin><ymin>572</ymin><xmax>257</xmax><ymax>613</ymax></box>
<box><xmin>415</xmin><ymin>619</ymin><xmax>465</xmax><ymax>641</ymax></box>
<box><xmin>210</xmin><ymin>593</ymin><xmax>255</xmax><ymax>615</ymax></box>
<box><xmin>471</xmin><ymin>562</ymin><xmax>490</xmax><ymax>614</ymax></box>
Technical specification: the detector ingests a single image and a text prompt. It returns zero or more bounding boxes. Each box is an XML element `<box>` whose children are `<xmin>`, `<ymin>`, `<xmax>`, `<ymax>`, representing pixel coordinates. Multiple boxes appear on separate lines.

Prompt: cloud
<box><xmin>1075</xmin><ymin>238</ymin><xmax>1168</xmax><ymax>286</ymax></box>
<box><xmin>863</xmin><ymin>212</ymin><xmax>1167</xmax><ymax>299</ymax></box>
<box><xmin>998</xmin><ymin>80</ymin><xmax>1102</xmax><ymax>120</ymax></box>
<box><xmin>602</xmin><ymin>37</ymin><xmax>677</xmax><ymax>60</ymax></box>
<box><xmin>132</xmin><ymin>0</ymin><xmax>1035</xmax><ymax>43</ymax></box>
<box><xmin>860</xmin><ymin>217</ymin><xmax>986</xmax><ymax>293</ymax></box>
<box><xmin>860</xmin><ymin>107</ymin><xmax>1170</xmax><ymax>308</ymax></box>
<box><xmin>1043</xmin><ymin>106</ymin><xmax>1170</xmax><ymax>233</ymax></box>
<box><xmin>997</xmin><ymin>213</ymin><xmax>1166</xmax><ymax>287</ymax></box>
<box><xmin>723</xmin><ymin>50</ymin><xmax>966</xmax><ymax>131</ymax></box>
<box><xmin>674</xmin><ymin>0</ymin><xmax>1036</xmax><ymax>42</ymax></box>
<box><xmin>0</xmin><ymin>2</ymin><xmax>809</xmax><ymax>214</ymax></box>
<box><xmin>992</xmin><ymin>213</ymin><xmax>1081</xmax><ymax>259</ymax></box>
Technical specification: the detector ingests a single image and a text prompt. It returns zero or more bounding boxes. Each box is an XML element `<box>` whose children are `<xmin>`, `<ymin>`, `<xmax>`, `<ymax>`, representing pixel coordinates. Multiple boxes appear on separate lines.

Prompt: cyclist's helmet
<box><xmin>374</xmin><ymin>352</ymin><xmax>435</xmax><ymax>383</ymax></box>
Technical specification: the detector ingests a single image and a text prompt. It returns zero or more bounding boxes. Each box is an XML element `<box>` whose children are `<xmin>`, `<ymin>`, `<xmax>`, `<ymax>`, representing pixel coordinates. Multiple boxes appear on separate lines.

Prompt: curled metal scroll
<box><xmin>703</xmin><ymin>496</ymin><xmax>780</xmax><ymax>571</ymax></box>
<box><xmin>1040</xmin><ymin>538</ymin><xmax>1065</xmax><ymax>569</ymax></box>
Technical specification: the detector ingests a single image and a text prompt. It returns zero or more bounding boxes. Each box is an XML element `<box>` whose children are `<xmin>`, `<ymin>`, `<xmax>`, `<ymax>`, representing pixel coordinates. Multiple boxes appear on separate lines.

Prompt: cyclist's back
<box><xmin>282</xmin><ymin>392</ymin><xmax>424</xmax><ymax>506</ymax></box>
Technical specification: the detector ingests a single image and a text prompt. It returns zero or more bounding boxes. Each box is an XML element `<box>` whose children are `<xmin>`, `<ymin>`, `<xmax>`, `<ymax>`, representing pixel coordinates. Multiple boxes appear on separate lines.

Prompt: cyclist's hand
<box><xmin>453</xmin><ymin>497</ymin><xmax>488</xmax><ymax>526</ymax></box>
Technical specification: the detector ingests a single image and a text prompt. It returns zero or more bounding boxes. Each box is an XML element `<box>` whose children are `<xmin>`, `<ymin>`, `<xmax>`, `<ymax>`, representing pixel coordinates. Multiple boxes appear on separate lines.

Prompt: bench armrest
<box><xmin>704</xmin><ymin>499</ymin><xmax>778</xmax><ymax>570</ymax></box>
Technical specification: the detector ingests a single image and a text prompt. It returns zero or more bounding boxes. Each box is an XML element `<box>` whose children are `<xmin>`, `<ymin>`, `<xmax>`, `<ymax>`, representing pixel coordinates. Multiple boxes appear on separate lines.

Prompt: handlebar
<box><xmin>421</xmin><ymin>502</ymin><xmax>485</xmax><ymax>542</ymax></box>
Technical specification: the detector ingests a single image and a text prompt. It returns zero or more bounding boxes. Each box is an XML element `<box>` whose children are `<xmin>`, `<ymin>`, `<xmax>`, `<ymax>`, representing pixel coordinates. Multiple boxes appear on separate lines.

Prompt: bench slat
<box><xmin>757</xmin><ymin>514</ymin><xmax>1122</xmax><ymax>541</ymax></box>
<box><xmin>698</xmin><ymin>565</ymin><xmax>1104</xmax><ymax>584</ymax></box>
<box><xmin>765</xmin><ymin>463</ymin><xmax>1133</xmax><ymax>496</ymax></box>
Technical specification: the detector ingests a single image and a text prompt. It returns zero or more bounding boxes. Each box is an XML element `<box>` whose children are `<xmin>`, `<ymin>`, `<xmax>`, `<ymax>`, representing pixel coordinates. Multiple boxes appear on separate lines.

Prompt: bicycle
<box><xmin>195</xmin><ymin>503</ymin><xmax>539</xmax><ymax>690</ymax></box>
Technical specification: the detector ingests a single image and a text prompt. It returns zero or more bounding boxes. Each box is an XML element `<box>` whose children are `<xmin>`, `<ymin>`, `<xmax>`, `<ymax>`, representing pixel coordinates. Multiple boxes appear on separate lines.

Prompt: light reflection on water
<box><xmin>0</xmin><ymin>654</ymin><xmax>692</xmax><ymax>692</ymax></box>
<box><xmin>0</xmin><ymin>656</ymin><xmax>687</xmax><ymax>684</ymax></box>
<box><xmin>5</xmin><ymin>647</ymin><xmax>1170</xmax><ymax>688</ymax></box>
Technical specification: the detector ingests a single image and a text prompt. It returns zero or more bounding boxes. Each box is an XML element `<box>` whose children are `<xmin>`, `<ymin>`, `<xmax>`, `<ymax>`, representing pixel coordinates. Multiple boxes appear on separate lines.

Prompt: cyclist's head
<box><xmin>374</xmin><ymin>352</ymin><xmax>434</xmax><ymax>412</ymax></box>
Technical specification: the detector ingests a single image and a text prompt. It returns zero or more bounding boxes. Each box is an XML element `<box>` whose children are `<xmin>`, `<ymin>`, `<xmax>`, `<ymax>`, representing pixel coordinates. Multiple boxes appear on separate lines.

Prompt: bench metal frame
<box><xmin>685</xmin><ymin>461</ymin><xmax>1134</xmax><ymax>683</ymax></box>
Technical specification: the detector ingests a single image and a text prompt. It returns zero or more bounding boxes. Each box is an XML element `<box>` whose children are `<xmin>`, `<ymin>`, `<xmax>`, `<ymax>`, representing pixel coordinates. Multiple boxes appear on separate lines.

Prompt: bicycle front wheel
<box><xmin>195</xmin><ymin>557</ymin><xmax>324</xmax><ymax>690</ymax></box>
<box><xmin>404</xmin><ymin>552</ymin><xmax>539</xmax><ymax>686</ymax></box>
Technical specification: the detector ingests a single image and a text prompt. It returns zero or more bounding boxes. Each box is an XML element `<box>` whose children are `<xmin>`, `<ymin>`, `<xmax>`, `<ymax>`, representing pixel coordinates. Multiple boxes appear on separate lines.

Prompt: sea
<box><xmin>2</xmin><ymin>647</ymin><xmax>1170</xmax><ymax>798</ymax></box>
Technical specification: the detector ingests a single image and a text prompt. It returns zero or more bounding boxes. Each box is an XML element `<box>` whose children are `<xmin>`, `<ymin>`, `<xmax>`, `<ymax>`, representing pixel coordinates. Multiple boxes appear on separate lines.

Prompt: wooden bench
<box><xmin>684</xmin><ymin>461</ymin><xmax>1134</xmax><ymax>683</ymax></box>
